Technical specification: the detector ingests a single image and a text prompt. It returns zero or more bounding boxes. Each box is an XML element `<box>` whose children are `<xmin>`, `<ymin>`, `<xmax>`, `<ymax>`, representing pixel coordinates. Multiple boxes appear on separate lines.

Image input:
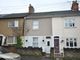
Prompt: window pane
<box><xmin>74</xmin><ymin>42</ymin><xmax>77</xmax><ymax>46</ymax></box>
<box><xmin>70</xmin><ymin>41</ymin><xmax>73</xmax><ymax>47</ymax></box>
<box><xmin>66</xmin><ymin>42</ymin><xmax>69</xmax><ymax>46</ymax></box>
<box><xmin>69</xmin><ymin>23</ymin><xmax>73</xmax><ymax>27</ymax></box>
<box><xmin>64</xmin><ymin>18</ymin><xmax>75</xmax><ymax>28</ymax></box>
<box><xmin>8</xmin><ymin>21</ymin><xmax>15</xmax><ymax>27</ymax></box>
<box><xmin>14</xmin><ymin>20</ymin><xmax>19</xmax><ymax>27</ymax></box>
<box><xmin>33</xmin><ymin>37</ymin><xmax>38</xmax><ymax>47</ymax></box>
<box><xmin>73</xmin><ymin>23</ymin><xmax>75</xmax><ymax>27</ymax></box>
<box><xmin>74</xmin><ymin>38</ymin><xmax>76</xmax><ymax>41</ymax></box>
<box><xmin>74</xmin><ymin>38</ymin><xmax>77</xmax><ymax>47</ymax></box>
<box><xmin>65</xmin><ymin>23</ymin><xmax>68</xmax><ymax>27</ymax></box>
<box><xmin>33</xmin><ymin>21</ymin><xmax>39</xmax><ymax>30</ymax></box>
<box><xmin>8</xmin><ymin>20</ymin><xmax>18</xmax><ymax>27</ymax></box>
<box><xmin>70</xmin><ymin>38</ymin><xmax>72</xmax><ymax>40</ymax></box>
<box><xmin>66</xmin><ymin>38</ymin><xmax>69</xmax><ymax>46</ymax></box>
<box><xmin>66</xmin><ymin>38</ymin><xmax>68</xmax><ymax>40</ymax></box>
<box><xmin>47</xmin><ymin>41</ymin><xmax>50</xmax><ymax>46</ymax></box>
<box><xmin>7</xmin><ymin>36</ymin><xmax>16</xmax><ymax>44</ymax></box>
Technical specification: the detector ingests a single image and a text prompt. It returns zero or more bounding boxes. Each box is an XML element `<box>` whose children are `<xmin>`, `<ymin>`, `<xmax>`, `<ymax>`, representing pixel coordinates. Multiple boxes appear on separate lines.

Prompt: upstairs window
<box><xmin>32</xmin><ymin>21</ymin><xmax>39</xmax><ymax>30</ymax></box>
<box><xmin>64</xmin><ymin>18</ymin><xmax>75</xmax><ymax>28</ymax></box>
<box><xmin>8</xmin><ymin>20</ymin><xmax>19</xmax><ymax>27</ymax></box>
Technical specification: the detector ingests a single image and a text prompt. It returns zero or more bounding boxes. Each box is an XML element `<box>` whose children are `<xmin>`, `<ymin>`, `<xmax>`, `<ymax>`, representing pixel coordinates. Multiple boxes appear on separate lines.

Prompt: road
<box><xmin>21</xmin><ymin>56</ymin><xmax>51</xmax><ymax>60</ymax></box>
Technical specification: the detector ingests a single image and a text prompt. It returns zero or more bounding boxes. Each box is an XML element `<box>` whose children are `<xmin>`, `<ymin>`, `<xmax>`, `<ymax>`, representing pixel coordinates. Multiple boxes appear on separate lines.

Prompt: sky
<box><xmin>0</xmin><ymin>0</ymin><xmax>80</xmax><ymax>14</ymax></box>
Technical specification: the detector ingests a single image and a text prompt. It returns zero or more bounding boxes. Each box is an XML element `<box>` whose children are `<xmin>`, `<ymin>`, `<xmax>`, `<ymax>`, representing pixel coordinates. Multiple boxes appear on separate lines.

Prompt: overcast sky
<box><xmin>0</xmin><ymin>0</ymin><xmax>80</xmax><ymax>14</ymax></box>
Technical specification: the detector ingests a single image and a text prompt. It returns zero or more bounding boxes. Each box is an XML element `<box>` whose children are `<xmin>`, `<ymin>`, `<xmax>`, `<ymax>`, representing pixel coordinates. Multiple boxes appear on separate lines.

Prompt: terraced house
<box><xmin>0</xmin><ymin>1</ymin><xmax>80</xmax><ymax>56</ymax></box>
<box><xmin>0</xmin><ymin>13</ymin><xmax>28</xmax><ymax>46</ymax></box>
<box><xmin>23</xmin><ymin>1</ymin><xmax>80</xmax><ymax>55</ymax></box>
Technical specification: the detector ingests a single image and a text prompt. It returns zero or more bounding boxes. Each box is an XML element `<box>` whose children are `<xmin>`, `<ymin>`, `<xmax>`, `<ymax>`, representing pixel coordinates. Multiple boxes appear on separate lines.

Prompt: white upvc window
<box><xmin>32</xmin><ymin>20</ymin><xmax>39</xmax><ymax>30</ymax></box>
<box><xmin>66</xmin><ymin>38</ymin><xmax>77</xmax><ymax>48</ymax></box>
<box><xmin>7</xmin><ymin>36</ymin><xmax>16</xmax><ymax>44</ymax></box>
<box><xmin>33</xmin><ymin>37</ymin><xmax>38</xmax><ymax>47</ymax></box>
<box><xmin>8</xmin><ymin>20</ymin><xmax>19</xmax><ymax>27</ymax></box>
<box><xmin>64</xmin><ymin>18</ymin><xmax>75</xmax><ymax>28</ymax></box>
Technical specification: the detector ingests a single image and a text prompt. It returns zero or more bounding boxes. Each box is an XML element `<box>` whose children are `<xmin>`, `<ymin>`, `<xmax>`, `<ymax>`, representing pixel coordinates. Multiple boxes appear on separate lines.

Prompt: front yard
<box><xmin>2</xmin><ymin>46</ymin><xmax>80</xmax><ymax>60</ymax></box>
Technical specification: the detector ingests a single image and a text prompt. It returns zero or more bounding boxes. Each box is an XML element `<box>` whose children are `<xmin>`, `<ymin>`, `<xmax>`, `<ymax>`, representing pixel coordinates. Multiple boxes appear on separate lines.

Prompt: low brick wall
<box><xmin>63</xmin><ymin>48</ymin><xmax>80</xmax><ymax>60</ymax></box>
<box><xmin>3</xmin><ymin>46</ymin><xmax>80</xmax><ymax>59</ymax></box>
<box><xmin>50</xmin><ymin>48</ymin><xmax>80</xmax><ymax>60</ymax></box>
<box><xmin>2</xmin><ymin>46</ymin><xmax>42</xmax><ymax>56</ymax></box>
<box><xmin>16</xmin><ymin>47</ymin><xmax>42</xmax><ymax>56</ymax></box>
<box><xmin>50</xmin><ymin>48</ymin><xmax>54</xmax><ymax>58</ymax></box>
<box><xmin>64</xmin><ymin>48</ymin><xmax>80</xmax><ymax>57</ymax></box>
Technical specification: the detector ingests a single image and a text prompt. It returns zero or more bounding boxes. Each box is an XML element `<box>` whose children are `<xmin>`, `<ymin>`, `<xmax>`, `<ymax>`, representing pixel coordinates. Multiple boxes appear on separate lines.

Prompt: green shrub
<box><xmin>15</xmin><ymin>36</ymin><xmax>23</xmax><ymax>48</ymax></box>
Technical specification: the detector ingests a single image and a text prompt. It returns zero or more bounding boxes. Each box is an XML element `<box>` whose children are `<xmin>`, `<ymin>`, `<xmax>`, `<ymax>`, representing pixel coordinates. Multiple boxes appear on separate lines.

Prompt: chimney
<box><xmin>71</xmin><ymin>0</ymin><xmax>79</xmax><ymax>11</ymax></box>
<box><xmin>29</xmin><ymin>4</ymin><xmax>35</xmax><ymax>14</ymax></box>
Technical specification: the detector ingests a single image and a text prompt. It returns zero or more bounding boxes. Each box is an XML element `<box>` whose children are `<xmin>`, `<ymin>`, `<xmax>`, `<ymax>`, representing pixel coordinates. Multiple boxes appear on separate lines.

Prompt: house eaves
<box><xmin>0</xmin><ymin>13</ymin><xmax>28</xmax><ymax>19</ymax></box>
<box><xmin>26</xmin><ymin>10</ymin><xmax>80</xmax><ymax>19</ymax></box>
<box><xmin>0</xmin><ymin>10</ymin><xmax>80</xmax><ymax>19</ymax></box>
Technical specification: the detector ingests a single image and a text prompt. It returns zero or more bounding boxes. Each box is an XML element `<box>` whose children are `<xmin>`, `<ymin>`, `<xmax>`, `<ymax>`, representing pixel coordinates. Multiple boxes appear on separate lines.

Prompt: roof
<box><xmin>0</xmin><ymin>13</ymin><xmax>28</xmax><ymax>19</ymax></box>
<box><xmin>27</xmin><ymin>10</ymin><xmax>80</xmax><ymax>19</ymax></box>
<box><xmin>0</xmin><ymin>10</ymin><xmax>80</xmax><ymax>19</ymax></box>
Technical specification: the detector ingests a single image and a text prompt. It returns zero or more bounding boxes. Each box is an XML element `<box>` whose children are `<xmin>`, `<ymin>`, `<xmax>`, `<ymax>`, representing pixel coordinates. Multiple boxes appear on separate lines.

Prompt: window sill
<box><xmin>65</xmin><ymin>46</ymin><xmax>77</xmax><ymax>48</ymax></box>
<box><xmin>64</xmin><ymin>27</ymin><xmax>77</xmax><ymax>29</ymax></box>
<box><xmin>32</xmin><ymin>29</ymin><xmax>39</xmax><ymax>31</ymax></box>
<box><xmin>7</xmin><ymin>43</ymin><xmax>16</xmax><ymax>45</ymax></box>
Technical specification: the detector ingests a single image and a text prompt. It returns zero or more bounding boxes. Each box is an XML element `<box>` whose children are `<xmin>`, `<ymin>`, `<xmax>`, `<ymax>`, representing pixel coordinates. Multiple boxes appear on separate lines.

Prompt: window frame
<box><xmin>33</xmin><ymin>37</ymin><xmax>38</xmax><ymax>47</ymax></box>
<box><xmin>64</xmin><ymin>18</ymin><xmax>76</xmax><ymax>28</ymax></box>
<box><xmin>66</xmin><ymin>38</ymin><xmax>69</xmax><ymax>47</ymax></box>
<box><xmin>8</xmin><ymin>20</ymin><xmax>19</xmax><ymax>28</ymax></box>
<box><xmin>32</xmin><ymin>20</ymin><xmax>39</xmax><ymax>30</ymax></box>
<box><xmin>66</xmin><ymin>38</ymin><xmax>77</xmax><ymax>48</ymax></box>
<box><xmin>6</xmin><ymin>36</ymin><xmax>17</xmax><ymax>44</ymax></box>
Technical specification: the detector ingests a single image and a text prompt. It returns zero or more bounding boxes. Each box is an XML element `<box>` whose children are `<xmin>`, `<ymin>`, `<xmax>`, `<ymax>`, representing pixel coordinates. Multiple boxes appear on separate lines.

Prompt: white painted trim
<box><xmin>6</xmin><ymin>36</ymin><xmax>16</xmax><ymax>44</ymax></box>
<box><xmin>0</xmin><ymin>34</ymin><xmax>6</xmax><ymax>45</ymax></box>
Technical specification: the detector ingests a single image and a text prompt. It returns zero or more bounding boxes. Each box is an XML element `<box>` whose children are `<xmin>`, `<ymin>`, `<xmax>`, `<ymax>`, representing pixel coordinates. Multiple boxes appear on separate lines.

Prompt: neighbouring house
<box><xmin>0</xmin><ymin>13</ymin><xmax>28</xmax><ymax>46</ymax></box>
<box><xmin>0</xmin><ymin>4</ymin><xmax>34</xmax><ymax>46</ymax></box>
<box><xmin>23</xmin><ymin>1</ymin><xmax>80</xmax><ymax>55</ymax></box>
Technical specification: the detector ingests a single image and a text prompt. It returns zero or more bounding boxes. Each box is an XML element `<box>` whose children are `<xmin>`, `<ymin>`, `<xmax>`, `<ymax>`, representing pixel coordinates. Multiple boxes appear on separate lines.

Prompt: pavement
<box><xmin>21</xmin><ymin>56</ymin><xmax>51</xmax><ymax>60</ymax></box>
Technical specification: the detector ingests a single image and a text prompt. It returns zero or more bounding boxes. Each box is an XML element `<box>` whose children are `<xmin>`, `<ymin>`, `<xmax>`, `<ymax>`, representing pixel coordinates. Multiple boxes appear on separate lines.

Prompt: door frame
<box><xmin>54</xmin><ymin>36</ymin><xmax>60</xmax><ymax>57</ymax></box>
<box><xmin>45</xmin><ymin>36</ymin><xmax>51</xmax><ymax>54</ymax></box>
<box><xmin>0</xmin><ymin>36</ymin><xmax>2</xmax><ymax>46</ymax></box>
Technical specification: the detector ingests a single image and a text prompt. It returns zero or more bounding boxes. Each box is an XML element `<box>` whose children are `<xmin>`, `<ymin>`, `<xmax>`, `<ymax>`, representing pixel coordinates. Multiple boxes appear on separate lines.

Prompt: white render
<box><xmin>0</xmin><ymin>34</ymin><xmax>6</xmax><ymax>45</ymax></box>
<box><xmin>52</xmin><ymin>16</ymin><xmax>80</xmax><ymax>53</ymax></box>
<box><xmin>23</xmin><ymin>36</ymin><xmax>53</xmax><ymax>53</ymax></box>
<box><xmin>23</xmin><ymin>11</ymin><xmax>80</xmax><ymax>54</ymax></box>
<box><xmin>23</xmin><ymin>18</ymin><xmax>53</xmax><ymax>53</ymax></box>
<box><xmin>23</xmin><ymin>16</ymin><xmax>80</xmax><ymax>53</ymax></box>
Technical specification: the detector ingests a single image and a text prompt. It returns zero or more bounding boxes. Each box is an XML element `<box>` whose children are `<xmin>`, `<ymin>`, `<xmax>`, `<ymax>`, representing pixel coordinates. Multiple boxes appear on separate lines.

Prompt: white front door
<box><xmin>45</xmin><ymin>37</ymin><xmax>51</xmax><ymax>54</ymax></box>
